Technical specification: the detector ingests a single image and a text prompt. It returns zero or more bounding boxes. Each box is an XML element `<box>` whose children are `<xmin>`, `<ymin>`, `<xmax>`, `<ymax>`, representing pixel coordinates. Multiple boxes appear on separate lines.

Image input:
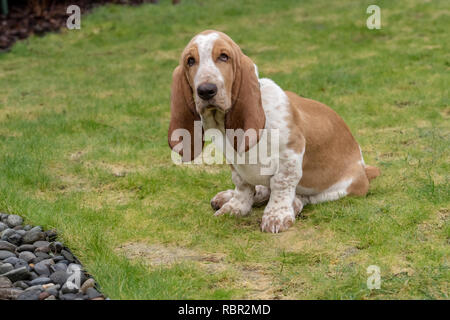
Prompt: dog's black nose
<box><xmin>197</xmin><ymin>83</ymin><xmax>217</xmax><ymax>100</ymax></box>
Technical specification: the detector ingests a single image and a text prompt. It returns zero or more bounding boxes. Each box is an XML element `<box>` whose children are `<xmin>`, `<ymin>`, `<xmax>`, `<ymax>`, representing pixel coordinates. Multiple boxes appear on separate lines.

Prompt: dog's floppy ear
<box><xmin>168</xmin><ymin>66</ymin><xmax>203</xmax><ymax>162</ymax></box>
<box><xmin>225</xmin><ymin>53</ymin><xmax>265</xmax><ymax>153</ymax></box>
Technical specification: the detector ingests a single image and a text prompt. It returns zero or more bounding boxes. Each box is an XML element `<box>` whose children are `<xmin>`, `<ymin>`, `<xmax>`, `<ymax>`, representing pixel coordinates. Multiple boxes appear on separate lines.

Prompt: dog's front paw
<box><xmin>261</xmin><ymin>207</ymin><xmax>295</xmax><ymax>233</ymax></box>
<box><xmin>210</xmin><ymin>189</ymin><xmax>234</xmax><ymax>210</ymax></box>
<box><xmin>214</xmin><ymin>198</ymin><xmax>251</xmax><ymax>217</ymax></box>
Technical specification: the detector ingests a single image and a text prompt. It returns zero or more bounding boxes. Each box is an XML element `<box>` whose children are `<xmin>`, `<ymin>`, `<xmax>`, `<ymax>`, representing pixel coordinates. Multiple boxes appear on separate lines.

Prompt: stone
<box><xmin>45</xmin><ymin>230</ymin><xmax>57</xmax><ymax>242</ymax></box>
<box><xmin>44</xmin><ymin>284</ymin><xmax>60</xmax><ymax>297</ymax></box>
<box><xmin>0</xmin><ymin>222</ymin><xmax>7</xmax><ymax>232</ymax></box>
<box><xmin>18</xmin><ymin>251</ymin><xmax>36</xmax><ymax>263</ymax></box>
<box><xmin>0</xmin><ymin>229</ymin><xmax>15</xmax><ymax>241</ymax></box>
<box><xmin>6</xmin><ymin>215</ymin><xmax>23</xmax><ymax>228</ymax></box>
<box><xmin>2</xmin><ymin>267</ymin><xmax>31</xmax><ymax>282</ymax></box>
<box><xmin>0</xmin><ymin>276</ymin><xmax>12</xmax><ymax>288</ymax></box>
<box><xmin>0</xmin><ymin>287</ymin><xmax>23</xmax><ymax>299</ymax></box>
<box><xmin>52</xmin><ymin>255</ymin><xmax>65</xmax><ymax>263</ymax></box>
<box><xmin>29</xmin><ymin>277</ymin><xmax>51</xmax><ymax>286</ymax></box>
<box><xmin>49</xmin><ymin>270</ymin><xmax>69</xmax><ymax>286</ymax></box>
<box><xmin>2</xmin><ymin>257</ymin><xmax>19</xmax><ymax>265</ymax></box>
<box><xmin>39</xmin><ymin>291</ymin><xmax>51</xmax><ymax>300</ymax></box>
<box><xmin>0</xmin><ymin>250</ymin><xmax>16</xmax><ymax>260</ymax></box>
<box><xmin>35</xmin><ymin>246</ymin><xmax>50</xmax><ymax>254</ymax></box>
<box><xmin>42</xmin><ymin>283</ymin><xmax>57</xmax><ymax>290</ymax></box>
<box><xmin>29</xmin><ymin>271</ymin><xmax>38</xmax><ymax>280</ymax></box>
<box><xmin>33</xmin><ymin>240</ymin><xmax>50</xmax><ymax>248</ymax></box>
<box><xmin>22</xmin><ymin>227</ymin><xmax>45</xmax><ymax>244</ymax></box>
<box><xmin>33</xmin><ymin>261</ymin><xmax>51</xmax><ymax>276</ymax></box>
<box><xmin>15</xmin><ymin>230</ymin><xmax>26</xmax><ymax>236</ymax></box>
<box><xmin>86</xmin><ymin>287</ymin><xmax>102</xmax><ymax>299</ymax></box>
<box><xmin>0</xmin><ymin>220</ymin><xmax>104</xmax><ymax>300</ymax></box>
<box><xmin>7</xmin><ymin>233</ymin><xmax>22</xmax><ymax>246</ymax></box>
<box><xmin>14</xmin><ymin>259</ymin><xmax>30</xmax><ymax>271</ymax></box>
<box><xmin>32</xmin><ymin>256</ymin><xmax>46</xmax><ymax>264</ymax></box>
<box><xmin>80</xmin><ymin>278</ymin><xmax>95</xmax><ymax>294</ymax></box>
<box><xmin>24</xmin><ymin>284</ymin><xmax>43</xmax><ymax>292</ymax></box>
<box><xmin>61</xmin><ymin>249</ymin><xmax>75</xmax><ymax>262</ymax></box>
<box><xmin>16</xmin><ymin>244</ymin><xmax>35</xmax><ymax>252</ymax></box>
<box><xmin>49</xmin><ymin>242</ymin><xmax>63</xmax><ymax>254</ymax></box>
<box><xmin>35</xmin><ymin>252</ymin><xmax>51</xmax><ymax>260</ymax></box>
<box><xmin>60</xmin><ymin>293</ymin><xmax>78</xmax><ymax>300</ymax></box>
<box><xmin>0</xmin><ymin>240</ymin><xmax>17</xmax><ymax>252</ymax></box>
<box><xmin>17</xmin><ymin>288</ymin><xmax>41</xmax><ymax>300</ymax></box>
<box><xmin>50</xmin><ymin>262</ymin><xmax>67</xmax><ymax>273</ymax></box>
<box><xmin>13</xmin><ymin>280</ymin><xmax>29</xmax><ymax>289</ymax></box>
<box><xmin>0</xmin><ymin>263</ymin><xmax>14</xmax><ymax>274</ymax></box>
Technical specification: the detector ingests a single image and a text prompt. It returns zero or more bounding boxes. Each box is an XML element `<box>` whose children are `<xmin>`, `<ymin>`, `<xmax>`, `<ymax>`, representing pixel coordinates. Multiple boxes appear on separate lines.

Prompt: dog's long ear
<box><xmin>168</xmin><ymin>66</ymin><xmax>203</xmax><ymax>162</ymax></box>
<box><xmin>225</xmin><ymin>53</ymin><xmax>265</xmax><ymax>153</ymax></box>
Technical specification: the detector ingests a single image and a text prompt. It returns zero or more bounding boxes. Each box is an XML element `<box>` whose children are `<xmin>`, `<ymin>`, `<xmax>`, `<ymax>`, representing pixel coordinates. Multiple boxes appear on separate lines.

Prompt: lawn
<box><xmin>0</xmin><ymin>0</ymin><xmax>448</xmax><ymax>299</ymax></box>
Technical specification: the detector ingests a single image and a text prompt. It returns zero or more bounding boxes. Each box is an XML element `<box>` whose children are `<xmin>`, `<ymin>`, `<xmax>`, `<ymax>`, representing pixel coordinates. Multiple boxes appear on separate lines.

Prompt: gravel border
<box><xmin>0</xmin><ymin>213</ymin><xmax>106</xmax><ymax>300</ymax></box>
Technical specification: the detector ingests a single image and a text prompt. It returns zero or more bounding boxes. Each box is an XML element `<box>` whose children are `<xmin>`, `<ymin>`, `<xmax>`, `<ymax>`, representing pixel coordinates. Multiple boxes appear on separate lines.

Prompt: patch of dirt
<box><xmin>80</xmin><ymin>187</ymin><xmax>134</xmax><ymax>209</ymax></box>
<box><xmin>417</xmin><ymin>208</ymin><xmax>449</xmax><ymax>240</ymax></box>
<box><xmin>274</xmin><ymin>225</ymin><xmax>347</xmax><ymax>256</ymax></box>
<box><xmin>0</xmin><ymin>104</ymin><xmax>48</xmax><ymax>123</ymax></box>
<box><xmin>116</xmin><ymin>242</ymin><xmax>280</xmax><ymax>299</ymax></box>
<box><xmin>339</xmin><ymin>246</ymin><xmax>360</xmax><ymax>260</ymax></box>
<box><xmin>117</xmin><ymin>242</ymin><xmax>226</xmax><ymax>266</ymax></box>
<box><xmin>41</xmin><ymin>158</ymin><xmax>136</xmax><ymax>208</ymax></box>
<box><xmin>69</xmin><ymin>150</ymin><xmax>89</xmax><ymax>161</ymax></box>
<box><xmin>391</xmin><ymin>266</ymin><xmax>415</xmax><ymax>277</ymax></box>
<box><xmin>82</xmin><ymin>160</ymin><xmax>146</xmax><ymax>177</ymax></box>
<box><xmin>440</xmin><ymin>107</ymin><xmax>450</xmax><ymax>119</ymax></box>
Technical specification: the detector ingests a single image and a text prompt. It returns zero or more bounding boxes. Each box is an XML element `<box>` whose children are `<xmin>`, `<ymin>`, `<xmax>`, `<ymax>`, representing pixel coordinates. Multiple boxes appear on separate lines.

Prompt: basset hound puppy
<box><xmin>168</xmin><ymin>30</ymin><xmax>380</xmax><ymax>233</ymax></box>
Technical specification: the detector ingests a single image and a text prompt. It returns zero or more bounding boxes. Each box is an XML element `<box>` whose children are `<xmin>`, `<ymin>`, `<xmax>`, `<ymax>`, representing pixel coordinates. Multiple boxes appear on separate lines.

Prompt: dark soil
<box><xmin>0</xmin><ymin>0</ymin><xmax>165</xmax><ymax>52</ymax></box>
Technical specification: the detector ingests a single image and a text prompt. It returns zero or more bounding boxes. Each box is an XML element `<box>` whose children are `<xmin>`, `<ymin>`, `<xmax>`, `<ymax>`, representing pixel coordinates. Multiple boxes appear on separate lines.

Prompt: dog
<box><xmin>168</xmin><ymin>30</ymin><xmax>380</xmax><ymax>233</ymax></box>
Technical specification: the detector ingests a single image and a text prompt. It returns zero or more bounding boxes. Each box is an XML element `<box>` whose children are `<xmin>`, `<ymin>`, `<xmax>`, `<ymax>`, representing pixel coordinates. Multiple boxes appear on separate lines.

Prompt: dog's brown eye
<box><xmin>187</xmin><ymin>57</ymin><xmax>195</xmax><ymax>67</ymax></box>
<box><xmin>219</xmin><ymin>53</ymin><xmax>228</xmax><ymax>62</ymax></box>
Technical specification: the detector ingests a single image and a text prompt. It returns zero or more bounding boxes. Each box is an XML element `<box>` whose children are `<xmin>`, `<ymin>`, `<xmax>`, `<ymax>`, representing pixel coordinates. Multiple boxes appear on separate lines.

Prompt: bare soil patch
<box><xmin>116</xmin><ymin>242</ymin><xmax>281</xmax><ymax>299</ymax></box>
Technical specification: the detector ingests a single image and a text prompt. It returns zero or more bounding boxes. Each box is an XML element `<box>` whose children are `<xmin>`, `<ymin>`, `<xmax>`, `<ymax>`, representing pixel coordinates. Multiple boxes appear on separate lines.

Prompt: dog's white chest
<box><xmin>199</xmin><ymin>78</ymin><xmax>291</xmax><ymax>187</ymax></box>
<box><xmin>232</xmin><ymin>163</ymin><xmax>272</xmax><ymax>186</ymax></box>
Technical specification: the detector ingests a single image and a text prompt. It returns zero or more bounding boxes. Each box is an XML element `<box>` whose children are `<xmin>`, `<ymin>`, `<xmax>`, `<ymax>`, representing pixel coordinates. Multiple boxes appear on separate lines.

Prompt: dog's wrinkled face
<box><xmin>181</xmin><ymin>31</ymin><xmax>236</xmax><ymax>114</ymax></box>
<box><xmin>168</xmin><ymin>30</ymin><xmax>265</xmax><ymax>161</ymax></box>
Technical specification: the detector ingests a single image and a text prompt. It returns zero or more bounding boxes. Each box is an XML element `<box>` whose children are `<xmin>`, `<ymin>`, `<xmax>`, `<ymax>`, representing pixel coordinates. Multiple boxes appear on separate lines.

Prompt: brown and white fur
<box><xmin>168</xmin><ymin>30</ymin><xmax>380</xmax><ymax>233</ymax></box>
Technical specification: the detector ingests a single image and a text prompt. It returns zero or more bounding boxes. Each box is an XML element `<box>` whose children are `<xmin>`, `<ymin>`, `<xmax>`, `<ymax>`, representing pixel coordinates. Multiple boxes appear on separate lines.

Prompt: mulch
<box><xmin>0</xmin><ymin>0</ymin><xmax>168</xmax><ymax>52</ymax></box>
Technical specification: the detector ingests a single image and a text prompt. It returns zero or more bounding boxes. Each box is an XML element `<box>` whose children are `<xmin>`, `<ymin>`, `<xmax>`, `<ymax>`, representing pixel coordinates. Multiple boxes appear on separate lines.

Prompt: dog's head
<box><xmin>168</xmin><ymin>30</ymin><xmax>265</xmax><ymax>161</ymax></box>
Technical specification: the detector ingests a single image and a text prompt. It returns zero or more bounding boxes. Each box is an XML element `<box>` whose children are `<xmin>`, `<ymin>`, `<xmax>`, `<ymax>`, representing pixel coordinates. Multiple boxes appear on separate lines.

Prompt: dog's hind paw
<box><xmin>210</xmin><ymin>189</ymin><xmax>234</xmax><ymax>210</ymax></box>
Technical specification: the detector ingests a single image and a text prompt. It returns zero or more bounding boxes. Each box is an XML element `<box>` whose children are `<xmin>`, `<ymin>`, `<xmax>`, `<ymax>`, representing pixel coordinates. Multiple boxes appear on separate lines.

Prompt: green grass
<box><xmin>0</xmin><ymin>0</ymin><xmax>449</xmax><ymax>299</ymax></box>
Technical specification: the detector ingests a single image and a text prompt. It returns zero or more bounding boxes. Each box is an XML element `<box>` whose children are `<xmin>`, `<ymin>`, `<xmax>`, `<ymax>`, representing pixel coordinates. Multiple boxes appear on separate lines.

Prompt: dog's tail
<box><xmin>365</xmin><ymin>165</ymin><xmax>380</xmax><ymax>181</ymax></box>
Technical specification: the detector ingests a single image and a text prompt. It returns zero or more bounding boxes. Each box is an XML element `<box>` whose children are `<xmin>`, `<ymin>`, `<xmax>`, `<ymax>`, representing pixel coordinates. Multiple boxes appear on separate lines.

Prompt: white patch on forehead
<box><xmin>194</xmin><ymin>33</ymin><xmax>219</xmax><ymax>55</ymax></box>
<box><xmin>193</xmin><ymin>33</ymin><xmax>223</xmax><ymax>86</ymax></box>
